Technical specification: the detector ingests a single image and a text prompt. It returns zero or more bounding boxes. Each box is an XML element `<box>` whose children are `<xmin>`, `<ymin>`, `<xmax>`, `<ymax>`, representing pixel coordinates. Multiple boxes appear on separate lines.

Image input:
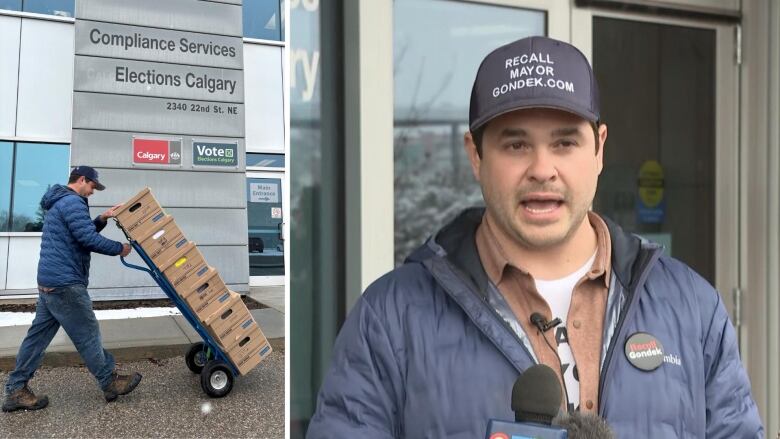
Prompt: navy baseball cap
<box><xmin>70</xmin><ymin>166</ymin><xmax>105</xmax><ymax>191</ymax></box>
<box><xmin>469</xmin><ymin>36</ymin><xmax>600</xmax><ymax>132</ymax></box>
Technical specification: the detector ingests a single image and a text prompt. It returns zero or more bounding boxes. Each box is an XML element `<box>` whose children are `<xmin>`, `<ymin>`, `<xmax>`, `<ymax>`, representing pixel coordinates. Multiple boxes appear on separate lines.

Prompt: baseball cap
<box><xmin>469</xmin><ymin>36</ymin><xmax>600</xmax><ymax>132</ymax></box>
<box><xmin>70</xmin><ymin>165</ymin><xmax>106</xmax><ymax>191</ymax></box>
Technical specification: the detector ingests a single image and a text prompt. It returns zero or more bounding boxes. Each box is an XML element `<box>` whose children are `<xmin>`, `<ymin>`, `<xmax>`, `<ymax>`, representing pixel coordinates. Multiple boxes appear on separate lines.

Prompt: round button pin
<box><xmin>624</xmin><ymin>332</ymin><xmax>664</xmax><ymax>371</ymax></box>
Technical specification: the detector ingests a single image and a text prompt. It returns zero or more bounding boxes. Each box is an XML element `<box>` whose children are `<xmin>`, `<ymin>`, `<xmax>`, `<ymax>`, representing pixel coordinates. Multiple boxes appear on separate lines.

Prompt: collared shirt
<box><xmin>475</xmin><ymin>211</ymin><xmax>612</xmax><ymax>413</ymax></box>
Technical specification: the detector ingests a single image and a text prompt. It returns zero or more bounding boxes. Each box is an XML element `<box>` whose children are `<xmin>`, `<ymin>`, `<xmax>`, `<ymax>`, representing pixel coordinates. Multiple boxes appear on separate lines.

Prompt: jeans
<box><xmin>4</xmin><ymin>285</ymin><xmax>115</xmax><ymax>395</ymax></box>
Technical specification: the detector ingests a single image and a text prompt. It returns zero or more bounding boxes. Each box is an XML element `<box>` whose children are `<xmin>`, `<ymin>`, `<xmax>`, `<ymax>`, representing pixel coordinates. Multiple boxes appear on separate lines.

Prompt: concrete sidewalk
<box><xmin>0</xmin><ymin>286</ymin><xmax>284</xmax><ymax>367</ymax></box>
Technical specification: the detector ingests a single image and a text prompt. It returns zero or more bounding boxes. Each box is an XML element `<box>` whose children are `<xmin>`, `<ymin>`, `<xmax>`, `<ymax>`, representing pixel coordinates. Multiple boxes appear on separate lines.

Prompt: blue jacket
<box><xmin>308</xmin><ymin>208</ymin><xmax>763</xmax><ymax>438</ymax></box>
<box><xmin>37</xmin><ymin>185</ymin><xmax>123</xmax><ymax>288</ymax></box>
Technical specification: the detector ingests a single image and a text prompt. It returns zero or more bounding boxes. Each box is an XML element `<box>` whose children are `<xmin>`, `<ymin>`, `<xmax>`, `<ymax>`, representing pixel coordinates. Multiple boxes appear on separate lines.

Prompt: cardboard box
<box><xmin>115</xmin><ymin>188</ymin><xmax>165</xmax><ymax>239</ymax></box>
<box><xmin>225</xmin><ymin>326</ymin><xmax>272</xmax><ymax>375</ymax></box>
<box><xmin>160</xmin><ymin>242</ymin><xmax>207</xmax><ymax>291</ymax></box>
<box><xmin>174</xmin><ymin>264</ymin><xmax>212</xmax><ymax>298</ymax></box>
<box><xmin>205</xmin><ymin>293</ymin><xmax>252</xmax><ymax>346</ymax></box>
<box><xmin>136</xmin><ymin>215</ymin><xmax>187</xmax><ymax>267</ymax></box>
<box><xmin>182</xmin><ymin>267</ymin><xmax>230</xmax><ymax>323</ymax></box>
<box><xmin>182</xmin><ymin>270</ymin><xmax>229</xmax><ymax>317</ymax></box>
<box><xmin>216</xmin><ymin>314</ymin><xmax>258</xmax><ymax>352</ymax></box>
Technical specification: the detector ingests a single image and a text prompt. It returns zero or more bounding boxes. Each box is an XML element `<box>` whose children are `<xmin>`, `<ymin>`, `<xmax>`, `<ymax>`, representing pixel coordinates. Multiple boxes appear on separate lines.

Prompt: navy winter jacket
<box><xmin>37</xmin><ymin>185</ymin><xmax>123</xmax><ymax>288</ymax></box>
<box><xmin>308</xmin><ymin>208</ymin><xmax>763</xmax><ymax>438</ymax></box>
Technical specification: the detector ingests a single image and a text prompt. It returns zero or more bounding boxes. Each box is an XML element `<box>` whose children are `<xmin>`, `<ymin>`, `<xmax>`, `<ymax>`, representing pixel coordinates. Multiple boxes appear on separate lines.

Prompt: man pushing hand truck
<box><xmin>3</xmin><ymin>166</ymin><xmax>142</xmax><ymax>412</ymax></box>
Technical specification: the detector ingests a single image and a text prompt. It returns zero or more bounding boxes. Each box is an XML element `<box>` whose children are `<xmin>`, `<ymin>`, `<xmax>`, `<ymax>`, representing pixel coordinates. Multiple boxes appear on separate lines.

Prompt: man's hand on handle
<box><xmin>100</xmin><ymin>204</ymin><xmax>123</xmax><ymax>221</ymax></box>
<box><xmin>120</xmin><ymin>243</ymin><xmax>132</xmax><ymax>257</ymax></box>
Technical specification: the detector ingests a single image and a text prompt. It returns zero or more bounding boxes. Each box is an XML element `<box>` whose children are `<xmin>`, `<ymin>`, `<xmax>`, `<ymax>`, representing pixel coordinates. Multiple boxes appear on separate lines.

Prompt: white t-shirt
<box><xmin>534</xmin><ymin>252</ymin><xmax>597</xmax><ymax>412</ymax></box>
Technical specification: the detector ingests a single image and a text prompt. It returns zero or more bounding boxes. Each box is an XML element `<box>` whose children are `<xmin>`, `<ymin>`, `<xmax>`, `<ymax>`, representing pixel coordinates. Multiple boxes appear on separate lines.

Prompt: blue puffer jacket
<box><xmin>37</xmin><ymin>184</ymin><xmax>123</xmax><ymax>288</ymax></box>
<box><xmin>308</xmin><ymin>208</ymin><xmax>763</xmax><ymax>438</ymax></box>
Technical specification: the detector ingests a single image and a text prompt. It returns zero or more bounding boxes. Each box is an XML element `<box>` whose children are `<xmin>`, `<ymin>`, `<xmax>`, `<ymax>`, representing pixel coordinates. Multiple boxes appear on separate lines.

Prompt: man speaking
<box><xmin>307</xmin><ymin>36</ymin><xmax>763</xmax><ymax>437</ymax></box>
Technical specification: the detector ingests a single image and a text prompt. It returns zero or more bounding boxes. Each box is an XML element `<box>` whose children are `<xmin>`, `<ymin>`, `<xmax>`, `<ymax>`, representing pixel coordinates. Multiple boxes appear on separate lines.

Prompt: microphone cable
<box><xmin>530</xmin><ymin>313</ymin><xmax>572</xmax><ymax>414</ymax></box>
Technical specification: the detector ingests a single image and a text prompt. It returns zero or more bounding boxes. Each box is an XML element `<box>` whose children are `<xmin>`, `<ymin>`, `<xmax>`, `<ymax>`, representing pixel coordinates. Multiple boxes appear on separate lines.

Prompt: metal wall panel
<box><xmin>73</xmin><ymin>92</ymin><xmax>245</xmax><ymax>137</ymax></box>
<box><xmin>244</xmin><ymin>44</ymin><xmax>285</xmax><ymax>152</ymax></box>
<box><xmin>88</xmin><ymin>245</ymin><xmax>248</xmax><ymax>288</ymax></box>
<box><xmin>204</xmin><ymin>0</ymin><xmax>242</xmax><ymax>5</ymax></box>
<box><xmin>16</xmin><ymin>19</ymin><xmax>74</xmax><ymax>140</ymax></box>
<box><xmin>5</xmin><ymin>236</ymin><xmax>40</xmax><ymax>290</ymax></box>
<box><xmin>0</xmin><ymin>16</ymin><xmax>20</xmax><ymax>138</ymax></box>
<box><xmin>74</xmin><ymin>56</ymin><xmax>244</xmax><ymax>103</ymax></box>
<box><xmin>74</xmin><ymin>21</ymin><xmax>243</xmax><ymax>69</ymax></box>
<box><xmin>89</xmin><ymin>206</ymin><xmax>248</xmax><ymax>246</ymax></box>
<box><xmin>0</xmin><ymin>237</ymin><xmax>8</xmax><ymax>291</ymax></box>
<box><xmin>86</xmin><ymin>168</ymin><xmax>246</xmax><ymax>208</ymax></box>
<box><xmin>72</xmin><ymin>129</ymin><xmax>244</xmax><ymax>171</ymax></box>
<box><xmin>76</xmin><ymin>0</ymin><xmax>242</xmax><ymax>37</ymax></box>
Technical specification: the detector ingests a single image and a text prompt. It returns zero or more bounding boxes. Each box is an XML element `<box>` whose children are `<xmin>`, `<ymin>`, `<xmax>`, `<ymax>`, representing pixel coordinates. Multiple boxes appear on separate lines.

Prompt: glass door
<box><xmin>571</xmin><ymin>10</ymin><xmax>740</xmax><ymax>327</ymax></box>
<box><xmin>247</xmin><ymin>171</ymin><xmax>285</xmax><ymax>286</ymax></box>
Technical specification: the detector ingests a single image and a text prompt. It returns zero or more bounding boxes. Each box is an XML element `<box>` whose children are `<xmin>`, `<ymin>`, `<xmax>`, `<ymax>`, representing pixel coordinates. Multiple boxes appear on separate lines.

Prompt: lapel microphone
<box><xmin>530</xmin><ymin>312</ymin><xmax>562</xmax><ymax>332</ymax></box>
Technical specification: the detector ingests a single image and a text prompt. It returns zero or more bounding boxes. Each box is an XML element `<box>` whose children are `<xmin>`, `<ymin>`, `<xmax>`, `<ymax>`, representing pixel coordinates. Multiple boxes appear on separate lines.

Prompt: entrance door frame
<box><xmin>247</xmin><ymin>169</ymin><xmax>286</xmax><ymax>287</ymax></box>
<box><xmin>571</xmin><ymin>4</ymin><xmax>775</xmax><ymax>424</ymax></box>
<box><xmin>571</xmin><ymin>7</ymin><xmax>741</xmax><ymax>336</ymax></box>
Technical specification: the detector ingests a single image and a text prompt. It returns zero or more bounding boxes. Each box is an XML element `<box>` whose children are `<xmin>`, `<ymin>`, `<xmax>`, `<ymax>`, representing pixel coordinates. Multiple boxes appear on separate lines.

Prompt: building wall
<box><xmin>0</xmin><ymin>3</ymin><xmax>285</xmax><ymax>298</ymax></box>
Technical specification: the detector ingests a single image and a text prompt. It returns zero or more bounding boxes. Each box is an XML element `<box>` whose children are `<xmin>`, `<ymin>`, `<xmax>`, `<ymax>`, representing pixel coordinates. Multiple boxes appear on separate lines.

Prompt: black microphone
<box><xmin>530</xmin><ymin>312</ymin><xmax>562</xmax><ymax>332</ymax></box>
<box><xmin>552</xmin><ymin>411</ymin><xmax>615</xmax><ymax>439</ymax></box>
<box><xmin>485</xmin><ymin>364</ymin><xmax>567</xmax><ymax>439</ymax></box>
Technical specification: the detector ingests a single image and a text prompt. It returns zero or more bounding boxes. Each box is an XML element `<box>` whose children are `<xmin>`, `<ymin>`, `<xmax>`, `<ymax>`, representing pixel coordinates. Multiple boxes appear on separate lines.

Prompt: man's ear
<box><xmin>596</xmin><ymin>123</ymin><xmax>607</xmax><ymax>174</ymax></box>
<box><xmin>464</xmin><ymin>131</ymin><xmax>481</xmax><ymax>182</ymax></box>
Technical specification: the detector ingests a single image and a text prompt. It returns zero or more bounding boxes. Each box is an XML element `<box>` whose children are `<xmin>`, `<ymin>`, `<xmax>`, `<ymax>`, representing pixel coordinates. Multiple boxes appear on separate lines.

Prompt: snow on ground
<box><xmin>0</xmin><ymin>307</ymin><xmax>181</xmax><ymax>327</ymax></box>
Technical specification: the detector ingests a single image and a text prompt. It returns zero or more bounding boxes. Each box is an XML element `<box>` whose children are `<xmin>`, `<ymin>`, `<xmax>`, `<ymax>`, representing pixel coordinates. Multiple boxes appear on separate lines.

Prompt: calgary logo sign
<box><xmin>133</xmin><ymin>138</ymin><xmax>182</xmax><ymax>165</ymax></box>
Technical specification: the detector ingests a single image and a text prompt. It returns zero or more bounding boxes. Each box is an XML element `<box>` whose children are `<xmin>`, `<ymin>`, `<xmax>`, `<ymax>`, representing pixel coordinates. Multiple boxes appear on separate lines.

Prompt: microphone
<box><xmin>485</xmin><ymin>364</ymin><xmax>567</xmax><ymax>439</ymax></box>
<box><xmin>553</xmin><ymin>411</ymin><xmax>615</xmax><ymax>439</ymax></box>
<box><xmin>530</xmin><ymin>312</ymin><xmax>562</xmax><ymax>332</ymax></box>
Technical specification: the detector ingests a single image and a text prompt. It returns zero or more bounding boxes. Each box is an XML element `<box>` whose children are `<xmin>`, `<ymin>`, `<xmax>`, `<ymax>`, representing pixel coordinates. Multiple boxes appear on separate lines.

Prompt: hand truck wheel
<box><xmin>185</xmin><ymin>342</ymin><xmax>209</xmax><ymax>374</ymax></box>
<box><xmin>201</xmin><ymin>360</ymin><xmax>234</xmax><ymax>398</ymax></box>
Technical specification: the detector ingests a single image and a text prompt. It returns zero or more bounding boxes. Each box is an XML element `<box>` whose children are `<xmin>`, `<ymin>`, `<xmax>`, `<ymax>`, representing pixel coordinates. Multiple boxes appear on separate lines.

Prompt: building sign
<box><xmin>250</xmin><ymin>182</ymin><xmax>280</xmax><ymax>203</ymax></box>
<box><xmin>75</xmin><ymin>57</ymin><xmax>244</xmax><ymax>102</ymax></box>
<box><xmin>193</xmin><ymin>141</ymin><xmax>238</xmax><ymax>167</ymax></box>
<box><xmin>73</xmin><ymin>0</ymin><xmax>245</xmax><ymax>164</ymax></box>
<box><xmin>73</xmin><ymin>93</ymin><xmax>244</xmax><ymax>138</ymax></box>
<box><xmin>74</xmin><ymin>21</ymin><xmax>243</xmax><ymax>69</ymax></box>
<box><xmin>133</xmin><ymin>138</ymin><xmax>182</xmax><ymax>165</ymax></box>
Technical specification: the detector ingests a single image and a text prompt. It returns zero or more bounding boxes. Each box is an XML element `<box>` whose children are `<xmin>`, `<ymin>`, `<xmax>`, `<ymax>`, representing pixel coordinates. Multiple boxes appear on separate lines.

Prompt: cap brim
<box><xmin>94</xmin><ymin>181</ymin><xmax>106</xmax><ymax>191</ymax></box>
<box><xmin>470</xmin><ymin>98</ymin><xmax>598</xmax><ymax>132</ymax></box>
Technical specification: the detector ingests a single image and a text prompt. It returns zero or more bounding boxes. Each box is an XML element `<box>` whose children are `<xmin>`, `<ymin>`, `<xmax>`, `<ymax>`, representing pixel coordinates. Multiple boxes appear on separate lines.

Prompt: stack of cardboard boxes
<box><xmin>115</xmin><ymin>188</ymin><xmax>272</xmax><ymax>375</ymax></box>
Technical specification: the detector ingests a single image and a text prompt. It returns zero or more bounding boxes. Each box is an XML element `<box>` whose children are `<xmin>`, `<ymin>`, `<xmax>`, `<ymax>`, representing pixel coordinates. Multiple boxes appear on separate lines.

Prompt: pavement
<box><xmin>0</xmin><ymin>339</ymin><xmax>284</xmax><ymax>438</ymax></box>
<box><xmin>0</xmin><ymin>286</ymin><xmax>285</xmax><ymax>367</ymax></box>
<box><xmin>0</xmin><ymin>286</ymin><xmax>285</xmax><ymax>437</ymax></box>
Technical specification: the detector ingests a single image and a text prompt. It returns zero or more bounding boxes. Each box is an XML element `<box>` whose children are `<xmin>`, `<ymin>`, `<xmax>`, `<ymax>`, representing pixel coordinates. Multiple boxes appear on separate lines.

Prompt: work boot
<box><xmin>103</xmin><ymin>371</ymin><xmax>142</xmax><ymax>402</ymax></box>
<box><xmin>2</xmin><ymin>385</ymin><xmax>49</xmax><ymax>412</ymax></box>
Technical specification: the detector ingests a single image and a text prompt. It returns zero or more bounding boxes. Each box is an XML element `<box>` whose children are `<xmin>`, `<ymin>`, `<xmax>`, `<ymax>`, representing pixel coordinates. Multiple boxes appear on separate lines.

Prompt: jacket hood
<box><xmin>40</xmin><ymin>184</ymin><xmax>79</xmax><ymax>211</ymax></box>
<box><xmin>406</xmin><ymin>207</ymin><xmax>646</xmax><ymax>293</ymax></box>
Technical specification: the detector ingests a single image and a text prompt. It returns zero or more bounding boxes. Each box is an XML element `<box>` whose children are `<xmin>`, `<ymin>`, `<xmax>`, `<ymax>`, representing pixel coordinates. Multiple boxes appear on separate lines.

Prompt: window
<box><xmin>243</xmin><ymin>0</ymin><xmax>283</xmax><ymax>40</ymax></box>
<box><xmin>0</xmin><ymin>0</ymin><xmax>21</xmax><ymax>11</ymax></box>
<box><xmin>0</xmin><ymin>142</ymin><xmax>69</xmax><ymax>232</ymax></box>
<box><xmin>0</xmin><ymin>142</ymin><xmax>12</xmax><ymax>232</ymax></box>
<box><xmin>0</xmin><ymin>0</ymin><xmax>74</xmax><ymax>17</ymax></box>
<box><xmin>247</xmin><ymin>153</ymin><xmax>285</xmax><ymax>168</ymax></box>
<box><xmin>393</xmin><ymin>0</ymin><xmax>545</xmax><ymax>265</ymax></box>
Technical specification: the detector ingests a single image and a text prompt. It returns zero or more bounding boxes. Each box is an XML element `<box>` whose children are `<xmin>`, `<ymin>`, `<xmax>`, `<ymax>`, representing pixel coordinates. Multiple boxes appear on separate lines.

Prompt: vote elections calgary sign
<box><xmin>133</xmin><ymin>138</ymin><xmax>182</xmax><ymax>165</ymax></box>
<box><xmin>193</xmin><ymin>141</ymin><xmax>238</xmax><ymax>167</ymax></box>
